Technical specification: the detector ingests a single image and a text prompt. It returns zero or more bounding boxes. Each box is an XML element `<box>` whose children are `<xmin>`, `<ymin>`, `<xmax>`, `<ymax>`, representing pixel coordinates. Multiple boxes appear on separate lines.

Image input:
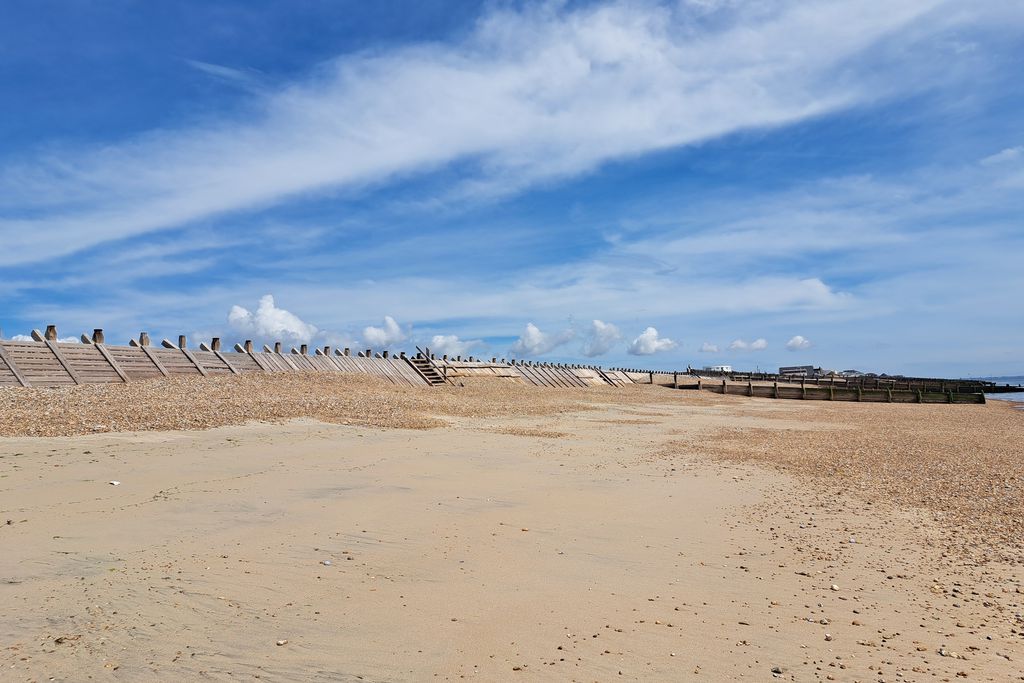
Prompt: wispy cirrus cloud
<box><xmin>0</xmin><ymin>0</ymin><xmax>963</xmax><ymax>267</ymax></box>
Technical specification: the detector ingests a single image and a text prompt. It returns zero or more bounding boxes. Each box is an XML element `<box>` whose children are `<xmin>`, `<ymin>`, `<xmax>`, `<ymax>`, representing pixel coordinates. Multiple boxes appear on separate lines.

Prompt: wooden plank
<box><xmin>138</xmin><ymin>345</ymin><xmax>170</xmax><ymax>377</ymax></box>
<box><xmin>214</xmin><ymin>350</ymin><xmax>241</xmax><ymax>374</ymax></box>
<box><xmin>44</xmin><ymin>341</ymin><xmax>82</xmax><ymax>385</ymax></box>
<box><xmin>247</xmin><ymin>351</ymin><xmax>271</xmax><ymax>372</ymax></box>
<box><xmin>179</xmin><ymin>348</ymin><xmax>209</xmax><ymax>376</ymax></box>
<box><xmin>92</xmin><ymin>344</ymin><xmax>130</xmax><ymax>382</ymax></box>
<box><xmin>0</xmin><ymin>344</ymin><xmax>31</xmax><ymax>387</ymax></box>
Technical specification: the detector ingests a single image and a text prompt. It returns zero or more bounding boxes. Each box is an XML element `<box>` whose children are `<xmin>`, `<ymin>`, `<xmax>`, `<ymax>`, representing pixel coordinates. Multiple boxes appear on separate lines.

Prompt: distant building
<box><xmin>779</xmin><ymin>365</ymin><xmax>818</xmax><ymax>377</ymax></box>
<box><xmin>839</xmin><ymin>369</ymin><xmax>866</xmax><ymax>378</ymax></box>
<box><xmin>703</xmin><ymin>364</ymin><xmax>733</xmax><ymax>373</ymax></box>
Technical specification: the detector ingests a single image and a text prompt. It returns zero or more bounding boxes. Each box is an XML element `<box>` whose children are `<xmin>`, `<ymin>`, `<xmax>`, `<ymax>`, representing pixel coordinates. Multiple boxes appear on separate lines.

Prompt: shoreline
<box><xmin>2</xmin><ymin>377</ymin><xmax>1023</xmax><ymax>680</ymax></box>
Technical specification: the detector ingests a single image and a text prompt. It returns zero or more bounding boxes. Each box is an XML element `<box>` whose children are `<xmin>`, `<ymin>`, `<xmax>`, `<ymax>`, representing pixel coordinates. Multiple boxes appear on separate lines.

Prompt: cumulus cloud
<box><xmin>9</xmin><ymin>334</ymin><xmax>80</xmax><ymax>343</ymax></box>
<box><xmin>228</xmin><ymin>294</ymin><xmax>318</xmax><ymax>345</ymax></box>
<box><xmin>362</xmin><ymin>316</ymin><xmax>408</xmax><ymax>349</ymax></box>
<box><xmin>509</xmin><ymin>322</ymin><xmax>575</xmax><ymax>357</ymax></box>
<box><xmin>730</xmin><ymin>338</ymin><xmax>768</xmax><ymax>351</ymax></box>
<box><xmin>582</xmin><ymin>319</ymin><xmax>622</xmax><ymax>357</ymax></box>
<box><xmin>627</xmin><ymin>327</ymin><xmax>678</xmax><ymax>355</ymax></box>
<box><xmin>699</xmin><ymin>342</ymin><xmax>719</xmax><ymax>353</ymax></box>
<box><xmin>0</xmin><ymin>0</ymin><xmax>957</xmax><ymax>266</ymax></box>
<box><xmin>786</xmin><ymin>335</ymin><xmax>812</xmax><ymax>351</ymax></box>
<box><xmin>429</xmin><ymin>334</ymin><xmax>483</xmax><ymax>357</ymax></box>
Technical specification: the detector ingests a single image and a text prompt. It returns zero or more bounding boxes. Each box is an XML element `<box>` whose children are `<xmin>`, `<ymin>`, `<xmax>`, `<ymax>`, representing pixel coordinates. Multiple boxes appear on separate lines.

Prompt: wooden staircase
<box><xmin>407</xmin><ymin>350</ymin><xmax>449</xmax><ymax>386</ymax></box>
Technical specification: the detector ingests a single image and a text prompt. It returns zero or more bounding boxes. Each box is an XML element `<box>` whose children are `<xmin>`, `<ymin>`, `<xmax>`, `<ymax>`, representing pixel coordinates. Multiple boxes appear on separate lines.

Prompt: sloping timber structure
<box><xmin>432</xmin><ymin>357</ymin><xmax>625</xmax><ymax>387</ymax></box>
<box><xmin>0</xmin><ymin>325</ymin><xmax>994</xmax><ymax>404</ymax></box>
<box><xmin>0</xmin><ymin>327</ymin><xmax>632</xmax><ymax>390</ymax></box>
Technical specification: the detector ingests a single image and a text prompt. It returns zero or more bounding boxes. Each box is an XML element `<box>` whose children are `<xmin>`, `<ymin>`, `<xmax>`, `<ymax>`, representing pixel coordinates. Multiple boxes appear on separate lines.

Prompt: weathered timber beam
<box><xmin>45</xmin><ymin>340</ymin><xmax>83</xmax><ymax>385</ymax></box>
<box><xmin>138</xmin><ymin>344</ymin><xmax>170</xmax><ymax>377</ymax></box>
<box><xmin>93</xmin><ymin>343</ymin><xmax>129</xmax><ymax>382</ymax></box>
<box><xmin>0</xmin><ymin>344</ymin><xmax>31</xmax><ymax>387</ymax></box>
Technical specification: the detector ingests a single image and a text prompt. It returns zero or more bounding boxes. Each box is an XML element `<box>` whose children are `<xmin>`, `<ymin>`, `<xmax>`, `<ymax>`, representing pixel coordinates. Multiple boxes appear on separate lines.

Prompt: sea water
<box><xmin>979</xmin><ymin>376</ymin><xmax>1024</xmax><ymax>404</ymax></box>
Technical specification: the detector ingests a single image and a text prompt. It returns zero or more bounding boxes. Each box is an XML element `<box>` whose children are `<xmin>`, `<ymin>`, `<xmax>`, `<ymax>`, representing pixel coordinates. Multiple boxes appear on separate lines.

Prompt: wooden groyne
<box><xmin>0</xmin><ymin>327</ymin><xmax>629</xmax><ymax>390</ymax></box>
<box><xmin>692</xmin><ymin>378</ymin><xmax>986</xmax><ymax>404</ymax></box>
<box><xmin>671</xmin><ymin>367</ymin><xmax>1021</xmax><ymax>395</ymax></box>
<box><xmin>610</xmin><ymin>368</ymin><xmax>990</xmax><ymax>405</ymax></box>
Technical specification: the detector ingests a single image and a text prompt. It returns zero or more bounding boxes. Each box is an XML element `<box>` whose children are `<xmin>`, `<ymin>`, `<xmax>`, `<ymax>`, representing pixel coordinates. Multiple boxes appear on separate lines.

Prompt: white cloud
<box><xmin>228</xmin><ymin>294</ymin><xmax>318</xmax><ymax>345</ymax></box>
<box><xmin>628</xmin><ymin>327</ymin><xmax>677</xmax><ymax>355</ymax></box>
<box><xmin>582</xmin><ymin>319</ymin><xmax>622</xmax><ymax>357</ymax></box>
<box><xmin>729</xmin><ymin>338</ymin><xmax>768</xmax><ymax>351</ymax></box>
<box><xmin>362</xmin><ymin>316</ymin><xmax>408</xmax><ymax>349</ymax></box>
<box><xmin>786</xmin><ymin>335</ymin><xmax>812</xmax><ymax>351</ymax></box>
<box><xmin>8</xmin><ymin>334</ymin><xmax>80</xmax><ymax>343</ymax></box>
<box><xmin>0</xmin><ymin>0</ymin><xmax>957</xmax><ymax>266</ymax></box>
<box><xmin>699</xmin><ymin>342</ymin><xmax>719</xmax><ymax>353</ymax></box>
<box><xmin>980</xmin><ymin>146</ymin><xmax>1023</xmax><ymax>166</ymax></box>
<box><xmin>428</xmin><ymin>334</ymin><xmax>483</xmax><ymax>357</ymax></box>
<box><xmin>510</xmin><ymin>322</ymin><xmax>575</xmax><ymax>357</ymax></box>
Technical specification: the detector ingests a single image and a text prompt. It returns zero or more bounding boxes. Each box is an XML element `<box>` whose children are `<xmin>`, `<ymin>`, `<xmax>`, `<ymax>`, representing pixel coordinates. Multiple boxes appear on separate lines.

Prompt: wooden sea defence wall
<box><xmin>422</xmin><ymin>354</ymin><xmax>630</xmax><ymax>388</ymax></box>
<box><xmin>682</xmin><ymin>368</ymin><xmax>1018</xmax><ymax>394</ymax></box>
<box><xmin>0</xmin><ymin>328</ymin><xmax>635</xmax><ymax>391</ymax></box>
<box><xmin>0</xmin><ymin>326</ymin><xmax>433</xmax><ymax>389</ymax></box>
<box><xmin>696</xmin><ymin>379</ymin><xmax>986</xmax><ymax>404</ymax></box>
<box><xmin>608</xmin><ymin>367</ymin><xmax>987</xmax><ymax>405</ymax></box>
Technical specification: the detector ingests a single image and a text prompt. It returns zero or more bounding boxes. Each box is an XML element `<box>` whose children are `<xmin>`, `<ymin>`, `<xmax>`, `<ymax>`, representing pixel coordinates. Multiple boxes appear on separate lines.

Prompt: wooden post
<box><xmin>211</xmin><ymin>337</ymin><xmax>221</xmax><ymax>351</ymax></box>
<box><xmin>0</xmin><ymin>345</ymin><xmax>31</xmax><ymax>387</ymax></box>
<box><xmin>649</xmin><ymin>371</ymin><xmax>653</xmax><ymax>384</ymax></box>
<box><xmin>673</xmin><ymin>372</ymin><xmax>678</xmax><ymax>389</ymax></box>
<box><xmin>917</xmin><ymin>389</ymin><xmax>923</xmax><ymax>404</ymax></box>
<box><xmin>92</xmin><ymin>329</ymin><xmax>105</xmax><ymax>344</ymax></box>
<box><xmin>44</xmin><ymin>325</ymin><xmax>57</xmax><ymax>341</ymax></box>
<box><xmin>178</xmin><ymin>343</ymin><xmax>207</xmax><ymax>376</ymax></box>
<box><xmin>365</xmin><ymin>348</ymin><xmax>371</xmax><ymax>358</ymax></box>
<box><xmin>722</xmin><ymin>379</ymin><xmax>727</xmax><ymax>395</ymax></box>
<box><xmin>139</xmin><ymin>332</ymin><xmax>150</xmax><ymax>347</ymax></box>
<box><xmin>748</xmin><ymin>380</ymin><xmax>753</xmax><ymax>397</ymax></box>
<box><xmin>773</xmin><ymin>382</ymin><xmax>779</xmax><ymax>399</ymax></box>
<box><xmin>382</xmin><ymin>350</ymin><xmax>389</xmax><ymax>359</ymax></box>
<box><xmin>300</xmin><ymin>344</ymin><xmax>309</xmax><ymax>355</ymax></box>
<box><xmin>244</xmin><ymin>340</ymin><xmax>254</xmax><ymax>353</ymax></box>
<box><xmin>343</xmin><ymin>347</ymin><xmax>350</xmax><ymax>356</ymax></box>
<box><xmin>274</xmin><ymin>342</ymin><xmax>282</xmax><ymax>354</ymax></box>
<box><xmin>139</xmin><ymin>343</ymin><xmax>169</xmax><ymax>377</ymax></box>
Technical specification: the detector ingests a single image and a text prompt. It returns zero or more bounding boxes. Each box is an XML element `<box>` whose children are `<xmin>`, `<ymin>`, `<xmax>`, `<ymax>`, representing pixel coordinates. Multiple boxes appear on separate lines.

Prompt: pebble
<box><xmin>276</xmin><ymin>640</ymin><xmax>288</xmax><ymax>646</ymax></box>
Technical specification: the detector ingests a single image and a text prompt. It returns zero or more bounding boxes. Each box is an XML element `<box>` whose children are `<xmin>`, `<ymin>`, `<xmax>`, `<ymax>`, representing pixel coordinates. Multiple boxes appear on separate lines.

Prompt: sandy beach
<box><xmin>2</xmin><ymin>377</ymin><xmax>1023</xmax><ymax>681</ymax></box>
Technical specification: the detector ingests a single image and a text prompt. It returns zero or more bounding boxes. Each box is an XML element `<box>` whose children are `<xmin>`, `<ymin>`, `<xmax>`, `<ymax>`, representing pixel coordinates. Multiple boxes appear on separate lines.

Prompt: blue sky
<box><xmin>1</xmin><ymin>0</ymin><xmax>1022</xmax><ymax>376</ymax></box>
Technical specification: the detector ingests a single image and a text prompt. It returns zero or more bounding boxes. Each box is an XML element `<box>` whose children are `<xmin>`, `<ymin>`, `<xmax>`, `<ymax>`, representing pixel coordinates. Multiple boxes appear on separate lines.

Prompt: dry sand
<box><xmin>1</xmin><ymin>376</ymin><xmax>1023</xmax><ymax>681</ymax></box>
